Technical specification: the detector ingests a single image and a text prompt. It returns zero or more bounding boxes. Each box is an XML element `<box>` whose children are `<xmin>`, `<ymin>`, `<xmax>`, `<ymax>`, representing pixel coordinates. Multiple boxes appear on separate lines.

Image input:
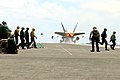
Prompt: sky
<box><xmin>0</xmin><ymin>0</ymin><xmax>120</xmax><ymax>44</ymax></box>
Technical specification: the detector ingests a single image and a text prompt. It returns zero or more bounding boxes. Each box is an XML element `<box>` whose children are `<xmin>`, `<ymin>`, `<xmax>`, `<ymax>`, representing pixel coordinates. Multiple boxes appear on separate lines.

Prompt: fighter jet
<box><xmin>55</xmin><ymin>22</ymin><xmax>85</xmax><ymax>43</ymax></box>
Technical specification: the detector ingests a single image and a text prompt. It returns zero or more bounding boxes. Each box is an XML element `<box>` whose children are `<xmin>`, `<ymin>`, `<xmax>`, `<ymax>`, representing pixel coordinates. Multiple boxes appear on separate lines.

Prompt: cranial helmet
<box><xmin>113</xmin><ymin>31</ymin><xmax>116</xmax><ymax>34</ymax></box>
<box><xmin>104</xmin><ymin>28</ymin><xmax>107</xmax><ymax>31</ymax></box>
<box><xmin>2</xmin><ymin>21</ymin><xmax>7</xmax><ymax>25</ymax></box>
<box><xmin>32</xmin><ymin>28</ymin><xmax>35</xmax><ymax>31</ymax></box>
<box><xmin>21</xmin><ymin>27</ymin><xmax>25</xmax><ymax>30</ymax></box>
<box><xmin>17</xmin><ymin>26</ymin><xmax>20</xmax><ymax>29</ymax></box>
<box><xmin>26</xmin><ymin>27</ymin><xmax>29</xmax><ymax>29</ymax></box>
<box><xmin>93</xmin><ymin>27</ymin><xmax>97</xmax><ymax>29</ymax></box>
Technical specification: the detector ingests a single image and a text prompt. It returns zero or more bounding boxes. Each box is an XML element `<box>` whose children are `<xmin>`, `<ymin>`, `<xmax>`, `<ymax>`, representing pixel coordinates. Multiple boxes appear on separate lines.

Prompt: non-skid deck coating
<box><xmin>0</xmin><ymin>43</ymin><xmax>120</xmax><ymax>80</ymax></box>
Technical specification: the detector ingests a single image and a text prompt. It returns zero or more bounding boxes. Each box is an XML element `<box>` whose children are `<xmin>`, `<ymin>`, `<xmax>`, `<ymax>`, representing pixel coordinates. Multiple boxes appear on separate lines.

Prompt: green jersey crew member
<box><xmin>110</xmin><ymin>31</ymin><xmax>116</xmax><ymax>50</ymax></box>
<box><xmin>0</xmin><ymin>21</ymin><xmax>10</xmax><ymax>39</ymax></box>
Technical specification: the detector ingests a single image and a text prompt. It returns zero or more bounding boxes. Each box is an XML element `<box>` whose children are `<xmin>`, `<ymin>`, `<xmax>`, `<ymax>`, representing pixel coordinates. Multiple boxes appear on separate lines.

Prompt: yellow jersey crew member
<box><xmin>30</xmin><ymin>28</ymin><xmax>37</xmax><ymax>48</ymax></box>
<box><xmin>14</xmin><ymin>26</ymin><xmax>20</xmax><ymax>44</ymax></box>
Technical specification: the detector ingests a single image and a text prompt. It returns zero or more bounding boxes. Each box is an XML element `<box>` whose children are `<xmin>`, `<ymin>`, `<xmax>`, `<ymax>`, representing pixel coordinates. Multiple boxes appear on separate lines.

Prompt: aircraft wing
<box><xmin>55</xmin><ymin>32</ymin><xmax>65</xmax><ymax>36</ymax></box>
<box><xmin>74</xmin><ymin>32</ymin><xmax>85</xmax><ymax>36</ymax></box>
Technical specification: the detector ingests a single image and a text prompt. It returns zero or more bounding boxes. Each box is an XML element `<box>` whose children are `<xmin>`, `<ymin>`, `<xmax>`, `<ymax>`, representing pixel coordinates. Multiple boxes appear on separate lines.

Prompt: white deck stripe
<box><xmin>30</xmin><ymin>70</ymin><xmax>40</xmax><ymax>80</ymax></box>
<box><xmin>58</xmin><ymin>45</ymin><xmax>72</xmax><ymax>55</ymax></box>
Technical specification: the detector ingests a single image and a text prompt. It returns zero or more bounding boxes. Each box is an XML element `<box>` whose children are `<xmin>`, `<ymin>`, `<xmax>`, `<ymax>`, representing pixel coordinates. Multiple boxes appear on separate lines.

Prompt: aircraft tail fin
<box><xmin>61</xmin><ymin>22</ymin><xmax>66</xmax><ymax>33</ymax></box>
<box><xmin>73</xmin><ymin>22</ymin><xmax>78</xmax><ymax>32</ymax></box>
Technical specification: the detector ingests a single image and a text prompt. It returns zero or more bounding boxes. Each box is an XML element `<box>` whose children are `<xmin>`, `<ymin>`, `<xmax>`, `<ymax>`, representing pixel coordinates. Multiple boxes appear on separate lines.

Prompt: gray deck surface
<box><xmin>0</xmin><ymin>43</ymin><xmax>120</xmax><ymax>80</ymax></box>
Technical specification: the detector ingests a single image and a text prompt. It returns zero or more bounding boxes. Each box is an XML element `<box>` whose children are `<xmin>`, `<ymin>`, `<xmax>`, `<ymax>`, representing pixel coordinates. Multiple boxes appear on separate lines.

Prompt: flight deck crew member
<box><xmin>89</xmin><ymin>27</ymin><xmax>100</xmax><ymax>52</ymax></box>
<box><xmin>101</xmin><ymin>28</ymin><xmax>109</xmax><ymax>51</ymax></box>
<box><xmin>0</xmin><ymin>21</ymin><xmax>10</xmax><ymax>39</ymax></box>
<box><xmin>0</xmin><ymin>24</ymin><xmax>2</xmax><ymax>39</ymax></box>
<box><xmin>14</xmin><ymin>26</ymin><xmax>20</xmax><ymax>44</ymax></box>
<box><xmin>17</xmin><ymin>27</ymin><xmax>25</xmax><ymax>49</ymax></box>
<box><xmin>110</xmin><ymin>31</ymin><xmax>116</xmax><ymax>50</ymax></box>
<box><xmin>25</xmin><ymin>27</ymin><xmax>30</xmax><ymax>48</ymax></box>
<box><xmin>30</xmin><ymin>28</ymin><xmax>37</xmax><ymax>48</ymax></box>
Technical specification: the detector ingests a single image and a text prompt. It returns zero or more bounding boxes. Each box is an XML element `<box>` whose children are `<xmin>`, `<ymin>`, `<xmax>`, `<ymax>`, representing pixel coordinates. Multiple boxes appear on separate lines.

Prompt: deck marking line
<box><xmin>58</xmin><ymin>45</ymin><xmax>72</xmax><ymax>55</ymax></box>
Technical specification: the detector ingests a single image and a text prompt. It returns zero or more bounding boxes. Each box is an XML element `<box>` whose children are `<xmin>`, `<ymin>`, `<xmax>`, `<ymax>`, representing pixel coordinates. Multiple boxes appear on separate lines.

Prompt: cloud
<box><xmin>0</xmin><ymin>0</ymin><xmax>25</xmax><ymax>8</ymax></box>
<box><xmin>0</xmin><ymin>0</ymin><xmax>118</xmax><ymax>27</ymax></box>
<box><xmin>0</xmin><ymin>0</ymin><xmax>101</xmax><ymax>32</ymax></box>
<box><xmin>61</xmin><ymin>0</ymin><xmax>80</xmax><ymax>3</ymax></box>
<box><xmin>81</xmin><ymin>0</ymin><xmax>120</xmax><ymax>16</ymax></box>
<box><xmin>1</xmin><ymin>0</ymin><xmax>120</xmax><ymax>24</ymax></box>
<box><xmin>0</xmin><ymin>0</ymin><xmax>98</xmax><ymax>23</ymax></box>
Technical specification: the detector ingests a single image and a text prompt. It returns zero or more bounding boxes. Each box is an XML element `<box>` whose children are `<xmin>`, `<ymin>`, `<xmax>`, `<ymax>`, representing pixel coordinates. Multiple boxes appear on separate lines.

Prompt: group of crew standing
<box><xmin>14</xmin><ymin>26</ymin><xmax>37</xmax><ymax>49</ymax></box>
<box><xmin>89</xmin><ymin>27</ymin><xmax>116</xmax><ymax>52</ymax></box>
